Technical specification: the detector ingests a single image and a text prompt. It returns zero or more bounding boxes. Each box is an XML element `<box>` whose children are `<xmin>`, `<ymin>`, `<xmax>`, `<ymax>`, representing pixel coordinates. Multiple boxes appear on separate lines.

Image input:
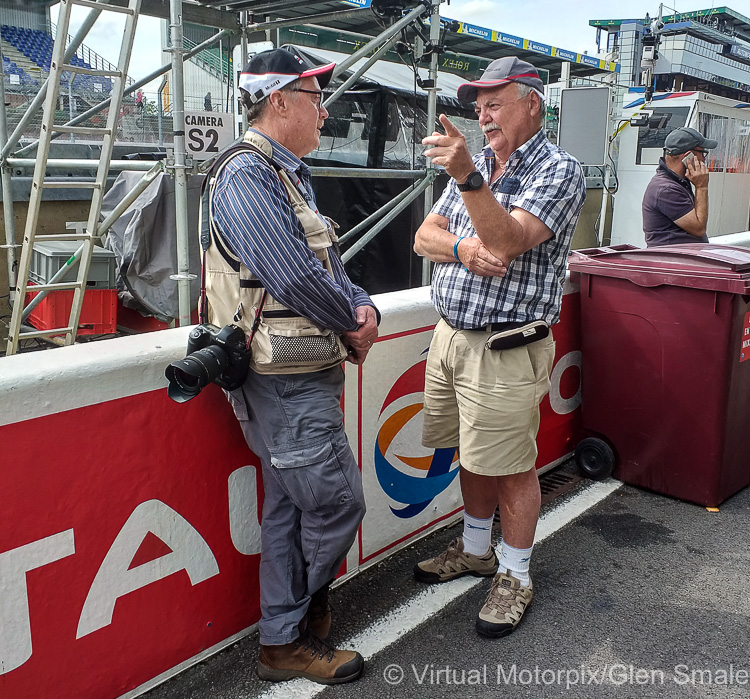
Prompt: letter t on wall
<box><xmin>0</xmin><ymin>530</ymin><xmax>76</xmax><ymax>674</ymax></box>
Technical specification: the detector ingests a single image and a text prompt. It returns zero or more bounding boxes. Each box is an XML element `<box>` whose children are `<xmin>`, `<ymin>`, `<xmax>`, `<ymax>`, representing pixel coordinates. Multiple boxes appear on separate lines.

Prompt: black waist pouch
<box><xmin>485</xmin><ymin>320</ymin><xmax>549</xmax><ymax>351</ymax></box>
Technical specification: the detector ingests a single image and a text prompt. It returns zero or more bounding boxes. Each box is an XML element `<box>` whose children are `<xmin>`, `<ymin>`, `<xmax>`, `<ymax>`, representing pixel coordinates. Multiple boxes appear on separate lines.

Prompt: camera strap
<box><xmin>199</xmin><ymin>250</ymin><xmax>208</xmax><ymax>325</ymax></box>
<box><xmin>198</xmin><ymin>141</ymin><xmax>279</xmax><ymax>326</ymax></box>
<box><xmin>246</xmin><ymin>291</ymin><xmax>267</xmax><ymax>351</ymax></box>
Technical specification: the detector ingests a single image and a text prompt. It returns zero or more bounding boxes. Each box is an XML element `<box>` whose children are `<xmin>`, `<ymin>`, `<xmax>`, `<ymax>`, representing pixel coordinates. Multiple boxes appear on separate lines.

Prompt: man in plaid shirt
<box><xmin>413</xmin><ymin>57</ymin><xmax>585</xmax><ymax>639</ymax></box>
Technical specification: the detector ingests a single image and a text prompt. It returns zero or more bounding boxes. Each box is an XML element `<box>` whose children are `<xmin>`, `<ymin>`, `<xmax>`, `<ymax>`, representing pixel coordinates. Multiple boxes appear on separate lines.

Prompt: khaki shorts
<box><xmin>422</xmin><ymin>319</ymin><xmax>555</xmax><ymax>476</ymax></box>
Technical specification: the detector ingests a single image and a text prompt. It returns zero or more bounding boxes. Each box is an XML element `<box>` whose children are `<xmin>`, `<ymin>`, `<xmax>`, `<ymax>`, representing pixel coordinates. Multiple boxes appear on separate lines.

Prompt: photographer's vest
<box><xmin>201</xmin><ymin>130</ymin><xmax>347</xmax><ymax>374</ymax></box>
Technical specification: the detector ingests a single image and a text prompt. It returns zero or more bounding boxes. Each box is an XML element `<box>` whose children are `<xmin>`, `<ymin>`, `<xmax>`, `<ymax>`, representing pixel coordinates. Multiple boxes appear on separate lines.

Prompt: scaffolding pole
<box><xmin>7</xmin><ymin>159</ymin><xmax>162</xmax><ymax>172</ymax></box>
<box><xmin>0</xmin><ymin>56</ymin><xmax>18</xmax><ymax>305</ymax></box>
<box><xmin>255</xmin><ymin>8</ymin><xmax>368</xmax><ymax>34</ymax></box>
<box><xmin>332</xmin><ymin>5</ymin><xmax>427</xmax><ymax>78</ymax></box>
<box><xmin>240</xmin><ymin>11</ymin><xmax>249</xmax><ymax>135</ymax></box>
<box><xmin>96</xmin><ymin>163</ymin><xmax>164</xmax><ymax>233</ymax></box>
<box><xmin>169</xmin><ymin>0</ymin><xmax>194</xmax><ymax>327</ymax></box>
<box><xmin>309</xmin><ymin>167</ymin><xmax>424</xmax><ymax>179</ymax></box>
<box><xmin>338</xmin><ymin>173</ymin><xmax>433</xmax><ymax>246</ymax></box>
<box><xmin>422</xmin><ymin>0</ymin><xmax>441</xmax><ymax>285</ymax></box>
<box><xmin>158</xmin><ymin>74</ymin><xmax>168</xmax><ymax>146</ymax></box>
<box><xmin>342</xmin><ymin>175</ymin><xmax>433</xmax><ymax>264</ymax></box>
<box><xmin>324</xmin><ymin>36</ymin><xmax>399</xmax><ymax>109</ymax></box>
<box><xmin>0</xmin><ymin>161</ymin><xmax>16</xmax><ymax>304</ymax></box>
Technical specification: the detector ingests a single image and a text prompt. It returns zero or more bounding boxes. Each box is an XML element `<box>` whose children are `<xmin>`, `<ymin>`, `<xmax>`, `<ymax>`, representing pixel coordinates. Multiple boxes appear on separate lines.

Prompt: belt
<box><xmin>443</xmin><ymin>317</ymin><xmax>550</xmax><ymax>350</ymax></box>
<box><xmin>443</xmin><ymin>318</ymin><xmax>531</xmax><ymax>333</ymax></box>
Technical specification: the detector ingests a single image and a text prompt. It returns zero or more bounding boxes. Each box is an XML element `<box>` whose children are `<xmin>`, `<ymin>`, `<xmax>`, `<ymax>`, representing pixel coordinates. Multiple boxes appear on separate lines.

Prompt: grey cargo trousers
<box><xmin>227</xmin><ymin>365</ymin><xmax>366</xmax><ymax>645</ymax></box>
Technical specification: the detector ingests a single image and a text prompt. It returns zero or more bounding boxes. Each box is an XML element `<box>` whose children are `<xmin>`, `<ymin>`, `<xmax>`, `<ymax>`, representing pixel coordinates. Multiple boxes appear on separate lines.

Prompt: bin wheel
<box><xmin>575</xmin><ymin>437</ymin><xmax>616</xmax><ymax>480</ymax></box>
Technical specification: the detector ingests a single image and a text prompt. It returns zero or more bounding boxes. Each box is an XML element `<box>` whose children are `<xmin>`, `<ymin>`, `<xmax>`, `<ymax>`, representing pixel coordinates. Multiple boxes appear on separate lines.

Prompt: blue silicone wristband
<box><xmin>453</xmin><ymin>236</ymin><xmax>465</xmax><ymax>263</ymax></box>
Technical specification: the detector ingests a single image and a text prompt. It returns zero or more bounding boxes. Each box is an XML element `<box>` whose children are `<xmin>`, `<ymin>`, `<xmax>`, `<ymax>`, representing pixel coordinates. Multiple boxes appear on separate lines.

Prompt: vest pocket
<box><xmin>304</xmin><ymin>225</ymin><xmax>334</xmax><ymax>252</ymax></box>
<box><xmin>270</xmin><ymin>330</ymin><xmax>343</xmax><ymax>364</ymax></box>
<box><xmin>251</xmin><ymin>316</ymin><xmax>347</xmax><ymax>374</ymax></box>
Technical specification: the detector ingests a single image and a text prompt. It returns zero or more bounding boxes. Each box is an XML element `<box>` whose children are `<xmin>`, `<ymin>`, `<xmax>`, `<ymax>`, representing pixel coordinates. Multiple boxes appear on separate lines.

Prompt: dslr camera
<box><xmin>165</xmin><ymin>323</ymin><xmax>251</xmax><ymax>403</ymax></box>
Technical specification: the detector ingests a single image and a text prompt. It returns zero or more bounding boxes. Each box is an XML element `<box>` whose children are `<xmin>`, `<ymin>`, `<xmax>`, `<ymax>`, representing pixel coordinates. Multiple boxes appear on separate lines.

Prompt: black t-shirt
<box><xmin>642</xmin><ymin>159</ymin><xmax>708</xmax><ymax>246</ymax></box>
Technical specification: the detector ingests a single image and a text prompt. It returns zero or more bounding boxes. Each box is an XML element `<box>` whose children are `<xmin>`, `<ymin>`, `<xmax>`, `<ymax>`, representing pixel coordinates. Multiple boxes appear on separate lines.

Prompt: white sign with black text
<box><xmin>184</xmin><ymin>111</ymin><xmax>234</xmax><ymax>161</ymax></box>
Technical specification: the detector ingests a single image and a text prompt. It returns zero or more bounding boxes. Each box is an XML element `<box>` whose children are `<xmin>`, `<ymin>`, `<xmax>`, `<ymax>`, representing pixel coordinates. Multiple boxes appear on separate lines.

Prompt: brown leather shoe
<box><xmin>308</xmin><ymin>585</ymin><xmax>332</xmax><ymax>640</ymax></box>
<box><xmin>257</xmin><ymin>632</ymin><xmax>364</xmax><ymax>685</ymax></box>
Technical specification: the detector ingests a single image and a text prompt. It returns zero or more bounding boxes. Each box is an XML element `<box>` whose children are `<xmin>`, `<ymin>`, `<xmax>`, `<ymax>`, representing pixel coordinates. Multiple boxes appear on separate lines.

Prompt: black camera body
<box><xmin>184</xmin><ymin>324</ymin><xmax>250</xmax><ymax>392</ymax></box>
<box><xmin>165</xmin><ymin>323</ymin><xmax>251</xmax><ymax>403</ymax></box>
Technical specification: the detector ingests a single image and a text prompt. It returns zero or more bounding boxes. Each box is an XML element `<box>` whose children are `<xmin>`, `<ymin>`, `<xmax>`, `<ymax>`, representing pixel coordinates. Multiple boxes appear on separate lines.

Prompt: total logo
<box><xmin>374</xmin><ymin>355</ymin><xmax>460</xmax><ymax>519</ymax></box>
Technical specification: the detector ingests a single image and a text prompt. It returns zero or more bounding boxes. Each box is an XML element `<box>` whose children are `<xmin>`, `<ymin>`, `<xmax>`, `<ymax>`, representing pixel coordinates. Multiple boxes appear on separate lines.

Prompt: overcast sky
<box><xmin>55</xmin><ymin>0</ymin><xmax>669</xmax><ymax>91</ymax></box>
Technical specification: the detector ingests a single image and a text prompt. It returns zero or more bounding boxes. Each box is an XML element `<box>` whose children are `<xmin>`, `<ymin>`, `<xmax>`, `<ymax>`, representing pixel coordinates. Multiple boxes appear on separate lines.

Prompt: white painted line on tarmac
<box><xmin>257</xmin><ymin>478</ymin><xmax>623</xmax><ymax>699</ymax></box>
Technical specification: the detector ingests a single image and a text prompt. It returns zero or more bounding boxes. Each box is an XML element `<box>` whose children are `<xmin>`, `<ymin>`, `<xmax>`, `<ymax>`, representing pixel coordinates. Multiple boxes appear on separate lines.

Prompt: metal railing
<box><xmin>182</xmin><ymin>35</ymin><xmax>231</xmax><ymax>83</ymax></box>
<box><xmin>50</xmin><ymin>22</ymin><xmax>134</xmax><ymax>87</ymax></box>
<box><xmin>1</xmin><ymin>77</ymin><xmax>177</xmax><ymax>144</ymax></box>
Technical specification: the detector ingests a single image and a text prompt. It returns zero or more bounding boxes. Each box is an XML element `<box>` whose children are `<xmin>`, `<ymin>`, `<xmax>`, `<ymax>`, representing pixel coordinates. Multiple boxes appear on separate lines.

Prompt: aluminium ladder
<box><xmin>5</xmin><ymin>0</ymin><xmax>141</xmax><ymax>355</ymax></box>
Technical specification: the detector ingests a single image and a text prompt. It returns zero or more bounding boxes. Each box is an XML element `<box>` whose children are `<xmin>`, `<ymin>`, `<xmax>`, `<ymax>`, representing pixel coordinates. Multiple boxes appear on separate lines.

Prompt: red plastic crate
<box><xmin>116</xmin><ymin>301</ymin><xmax>199</xmax><ymax>333</ymax></box>
<box><xmin>26</xmin><ymin>286</ymin><xmax>117</xmax><ymax>336</ymax></box>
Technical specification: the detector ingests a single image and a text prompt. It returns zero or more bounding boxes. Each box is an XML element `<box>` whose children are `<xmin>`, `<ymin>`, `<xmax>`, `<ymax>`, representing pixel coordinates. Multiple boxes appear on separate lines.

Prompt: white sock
<box><xmin>499</xmin><ymin>541</ymin><xmax>533</xmax><ymax>586</ymax></box>
<box><xmin>462</xmin><ymin>512</ymin><xmax>493</xmax><ymax>556</ymax></box>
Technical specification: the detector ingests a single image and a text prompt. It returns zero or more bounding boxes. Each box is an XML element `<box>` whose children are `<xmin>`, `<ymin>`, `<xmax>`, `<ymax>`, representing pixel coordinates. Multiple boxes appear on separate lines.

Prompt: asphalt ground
<box><xmin>144</xmin><ymin>464</ymin><xmax>750</xmax><ymax>699</ymax></box>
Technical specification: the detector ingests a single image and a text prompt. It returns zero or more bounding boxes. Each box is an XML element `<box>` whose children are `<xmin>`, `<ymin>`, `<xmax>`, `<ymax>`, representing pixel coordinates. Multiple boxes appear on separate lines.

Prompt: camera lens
<box><xmin>170</xmin><ymin>366</ymin><xmax>201</xmax><ymax>392</ymax></box>
<box><xmin>165</xmin><ymin>344</ymin><xmax>230</xmax><ymax>403</ymax></box>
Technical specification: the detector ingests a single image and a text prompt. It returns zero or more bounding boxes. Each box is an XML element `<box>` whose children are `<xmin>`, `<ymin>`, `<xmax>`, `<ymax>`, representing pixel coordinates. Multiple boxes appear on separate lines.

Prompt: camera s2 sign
<box><xmin>185</xmin><ymin>111</ymin><xmax>234</xmax><ymax>161</ymax></box>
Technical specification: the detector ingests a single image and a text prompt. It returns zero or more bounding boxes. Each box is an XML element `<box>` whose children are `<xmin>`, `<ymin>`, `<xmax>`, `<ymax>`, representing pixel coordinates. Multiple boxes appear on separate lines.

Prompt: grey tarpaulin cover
<box><xmin>102</xmin><ymin>171</ymin><xmax>204</xmax><ymax>321</ymax></box>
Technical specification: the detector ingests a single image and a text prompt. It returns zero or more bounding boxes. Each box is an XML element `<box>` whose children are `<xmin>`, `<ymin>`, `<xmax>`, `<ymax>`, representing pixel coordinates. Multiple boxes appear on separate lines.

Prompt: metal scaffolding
<box><xmin>2</xmin><ymin>0</ymin><xmax>444</xmax><ymax>353</ymax></box>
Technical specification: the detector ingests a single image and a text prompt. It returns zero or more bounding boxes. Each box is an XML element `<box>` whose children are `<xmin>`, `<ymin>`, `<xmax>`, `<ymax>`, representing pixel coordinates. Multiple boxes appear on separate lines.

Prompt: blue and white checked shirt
<box><xmin>431</xmin><ymin>129</ymin><xmax>586</xmax><ymax>329</ymax></box>
<box><xmin>211</xmin><ymin>130</ymin><xmax>372</xmax><ymax>334</ymax></box>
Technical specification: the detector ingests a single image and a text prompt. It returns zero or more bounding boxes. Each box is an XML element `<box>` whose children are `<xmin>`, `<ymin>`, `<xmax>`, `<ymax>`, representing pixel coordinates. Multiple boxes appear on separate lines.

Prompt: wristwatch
<box><xmin>457</xmin><ymin>170</ymin><xmax>484</xmax><ymax>192</ymax></box>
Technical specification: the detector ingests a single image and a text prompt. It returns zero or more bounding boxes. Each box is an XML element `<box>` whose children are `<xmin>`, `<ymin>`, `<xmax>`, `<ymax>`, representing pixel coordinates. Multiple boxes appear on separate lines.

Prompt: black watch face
<box><xmin>467</xmin><ymin>171</ymin><xmax>483</xmax><ymax>189</ymax></box>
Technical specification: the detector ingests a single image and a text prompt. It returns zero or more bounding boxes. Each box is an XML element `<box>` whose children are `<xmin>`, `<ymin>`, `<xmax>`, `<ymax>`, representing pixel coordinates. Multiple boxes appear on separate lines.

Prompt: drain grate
<box><xmin>493</xmin><ymin>469</ymin><xmax>584</xmax><ymax>531</ymax></box>
<box><xmin>539</xmin><ymin>470</ymin><xmax>583</xmax><ymax>506</ymax></box>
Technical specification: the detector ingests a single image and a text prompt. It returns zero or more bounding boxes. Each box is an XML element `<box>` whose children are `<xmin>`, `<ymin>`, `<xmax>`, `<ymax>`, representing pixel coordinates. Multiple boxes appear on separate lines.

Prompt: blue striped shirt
<box><xmin>431</xmin><ymin>130</ymin><xmax>586</xmax><ymax>328</ymax></box>
<box><xmin>211</xmin><ymin>130</ymin><xmax>372</xmax><ymax>333</ymax></box>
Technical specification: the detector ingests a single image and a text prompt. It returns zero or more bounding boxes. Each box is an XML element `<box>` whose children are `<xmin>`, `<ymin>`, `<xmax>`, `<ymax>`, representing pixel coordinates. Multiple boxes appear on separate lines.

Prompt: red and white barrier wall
<box><xmin>0</xmin><ymin>282</ymin><xmax>582</xmax><ymax>699</ymax></box>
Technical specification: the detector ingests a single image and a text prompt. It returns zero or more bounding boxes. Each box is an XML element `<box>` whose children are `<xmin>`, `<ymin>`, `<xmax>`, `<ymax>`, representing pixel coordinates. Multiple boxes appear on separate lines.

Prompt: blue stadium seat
<box><xmin>3</xmin><ymin>24</ymin><xmax>113</xmax><ymax>93</ymax></box>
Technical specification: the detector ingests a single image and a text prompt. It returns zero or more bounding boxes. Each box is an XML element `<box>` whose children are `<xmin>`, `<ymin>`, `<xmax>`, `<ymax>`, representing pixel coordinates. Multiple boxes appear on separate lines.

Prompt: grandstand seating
<box><xmin>1</xmin><ymin>25</ymin><xmax>112</xmax><ymax>93</ymax></box>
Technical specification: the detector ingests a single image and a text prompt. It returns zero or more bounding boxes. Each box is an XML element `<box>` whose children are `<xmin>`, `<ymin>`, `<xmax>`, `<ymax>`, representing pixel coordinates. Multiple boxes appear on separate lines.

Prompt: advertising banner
<box><xmin>0</xmin><ymin>284</ymin><xmax>582</xmax><ymax>698</ymax></box>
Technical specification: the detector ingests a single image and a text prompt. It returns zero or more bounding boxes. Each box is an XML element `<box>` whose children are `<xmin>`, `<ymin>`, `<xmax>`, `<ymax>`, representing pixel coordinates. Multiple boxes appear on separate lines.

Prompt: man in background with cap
<box><xmin>205</xmin><ymin>48</ymin><xmax>378</xmax><ymax>685</ymax></box>
<box><xmin>642</xmin><ymin>126</ymin><xmax>716</xmax><ymax>246</ymax></box>
<box><xmin>412</xmin><ymin>57</ymin><xmax>585</xmax><ymax>639</ymax></box>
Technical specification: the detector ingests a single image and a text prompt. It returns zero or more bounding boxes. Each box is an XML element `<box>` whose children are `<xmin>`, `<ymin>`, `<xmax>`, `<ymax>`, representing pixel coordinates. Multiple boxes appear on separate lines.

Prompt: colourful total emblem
<box><xmin>374</xmin><ymin>354</ymin><xmax>460</xmax><ymax>518</ymax></box>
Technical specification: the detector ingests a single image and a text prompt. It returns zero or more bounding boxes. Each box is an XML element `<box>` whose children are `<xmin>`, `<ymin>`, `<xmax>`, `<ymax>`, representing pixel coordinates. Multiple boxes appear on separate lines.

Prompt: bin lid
<box><xmin>568</xmin><ymin>243</ymin><xmax>750</xmax><ymax>294</ymax></box>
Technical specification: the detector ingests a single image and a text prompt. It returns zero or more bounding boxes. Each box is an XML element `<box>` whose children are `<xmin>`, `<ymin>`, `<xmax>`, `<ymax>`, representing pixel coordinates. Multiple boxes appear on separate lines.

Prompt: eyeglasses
<box><xmin>474</xmin><ymin>94</ymin><xmax>527</xmax><ymax>117</ymax></box>
<box><xmin>693</xmin><ymin>148</ymin><xmax>709</xmax><ymax>156</ymax></box>
<box><xmin>290</xmin><ymin>88</ymin><xmax>325</xmax><ymax>111</ymax></box>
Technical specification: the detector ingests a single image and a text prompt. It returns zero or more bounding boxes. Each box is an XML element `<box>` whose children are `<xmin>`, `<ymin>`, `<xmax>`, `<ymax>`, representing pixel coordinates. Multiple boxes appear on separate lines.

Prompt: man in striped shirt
<box><xmin>413</xmin><ymin>57</ymin><xmax>585</xmax><ymax>639</ymax></box>
<box><xmin>208</xmin><ymin>49</ymin><xmax>378</xmax><ymax>685</ymax></box>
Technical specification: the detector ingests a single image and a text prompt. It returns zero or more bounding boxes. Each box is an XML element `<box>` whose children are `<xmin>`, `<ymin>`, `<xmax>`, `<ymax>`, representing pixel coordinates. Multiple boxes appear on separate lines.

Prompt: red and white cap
<box><xmin>238</xmin><ymin>48</ymin><xmax>335</xmax><ymax>104</ymax></box>
<box><xmin>457</xmin><ymin>56</ymin><xmax>544</xmax><ymax>104</ymax></box>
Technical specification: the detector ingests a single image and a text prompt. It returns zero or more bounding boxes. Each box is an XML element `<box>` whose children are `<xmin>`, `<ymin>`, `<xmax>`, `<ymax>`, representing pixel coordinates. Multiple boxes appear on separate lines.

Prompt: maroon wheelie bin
<box><xmin>568</xmin><ymin>243</ymin><xmax>750</xmax><ymax>507</ymax></box>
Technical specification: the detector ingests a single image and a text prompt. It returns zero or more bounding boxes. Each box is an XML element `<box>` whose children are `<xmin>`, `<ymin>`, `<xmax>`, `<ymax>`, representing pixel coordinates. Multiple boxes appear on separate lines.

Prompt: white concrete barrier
<box><xmin>713</xmin><ymin>231</ymin><xmax>750</xmax><ymax>248</ymax></box>
<box><xmin>0</xmin><ymin>283</ymin><xmax>583</xmax><ymax>699</ymax></box>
